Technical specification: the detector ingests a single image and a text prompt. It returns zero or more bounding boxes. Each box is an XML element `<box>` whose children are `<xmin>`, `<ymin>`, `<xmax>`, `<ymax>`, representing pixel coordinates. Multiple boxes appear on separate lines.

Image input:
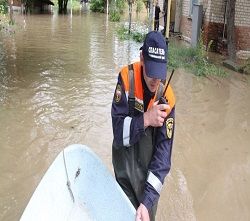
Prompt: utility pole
<box><xmin>164</xmin><ymin>0</ymin><xmax>171</xmax><ymax>39</ymax></box>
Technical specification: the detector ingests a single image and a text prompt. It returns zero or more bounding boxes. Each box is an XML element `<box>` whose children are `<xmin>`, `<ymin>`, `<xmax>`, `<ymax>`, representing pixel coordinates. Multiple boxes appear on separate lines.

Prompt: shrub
<box><xmin>109</xmin><ymin>10</ymin><xmax>120</xmax><ymax>22</ymax></box>
<box><xmin>90</xmin><ymin>0</ymin><xmax>105</xmax><ymax>13</ymax></box>
<box><xmin>116</xmin><ymin>22</ymin><xmax>147</xmax><ymax>42</ymax></box>
<box><xmin>109</xmin><ymin>0</ymin><xmax>126</xmax><ymax>22</ymax></box>
<box><xmin>243</xmin><ymin>58</ymin><xmax>250</xmax><ymax>75</ymax></box>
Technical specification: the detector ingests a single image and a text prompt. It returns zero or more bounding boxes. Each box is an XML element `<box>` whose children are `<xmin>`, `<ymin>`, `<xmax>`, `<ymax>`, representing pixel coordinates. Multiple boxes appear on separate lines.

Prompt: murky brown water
<box><xmin>0</xmin><ymin>12</ymin><xmax>250</xmax><ymax>221</ymax></box>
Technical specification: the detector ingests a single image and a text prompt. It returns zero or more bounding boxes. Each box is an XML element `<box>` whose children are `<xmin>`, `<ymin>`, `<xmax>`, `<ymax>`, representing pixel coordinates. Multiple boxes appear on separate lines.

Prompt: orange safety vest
<box><xmin>119</xmin><ymin>62</ymin><xmax>175</xmax><ymax>114</ymax></box>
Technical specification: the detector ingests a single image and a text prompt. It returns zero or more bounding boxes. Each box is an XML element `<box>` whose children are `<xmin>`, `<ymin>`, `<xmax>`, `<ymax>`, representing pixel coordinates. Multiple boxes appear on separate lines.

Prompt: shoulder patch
<box><xmin>135</xmin><ymin>101</ymin><xmax>144</xmax><ymax>112</ymax></box>
<box><xmin>114</xmin><ymin>84</ymin><xmax>122</xmax><ymax>103</ymax></box>
<box><xmin>166</xmin><ymin>118</ymin><xmax>174</xmax><ymax>139</ymax></box>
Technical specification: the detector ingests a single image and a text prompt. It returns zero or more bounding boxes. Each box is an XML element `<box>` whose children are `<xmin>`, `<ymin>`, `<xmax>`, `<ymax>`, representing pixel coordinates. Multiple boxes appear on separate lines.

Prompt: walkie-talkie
<box><xmin>158</xmin><ymin>69</ymin><xmax>175</xmax><ymax>104</ymax></box>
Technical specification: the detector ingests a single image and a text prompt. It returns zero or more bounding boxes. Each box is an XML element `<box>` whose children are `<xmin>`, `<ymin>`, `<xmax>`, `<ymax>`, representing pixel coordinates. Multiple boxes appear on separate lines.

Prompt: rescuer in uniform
<box><xmin>111</xmin><ymin>31</ymin><xmax>175</xmax><ymax>221</ymax></box>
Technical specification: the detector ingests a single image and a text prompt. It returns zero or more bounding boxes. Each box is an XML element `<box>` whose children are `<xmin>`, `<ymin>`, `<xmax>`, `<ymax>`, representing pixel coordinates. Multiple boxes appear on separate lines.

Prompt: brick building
<box><xmin>175</xmin><ymin>0</ymin><xmax>250</xmax><ymax>58</ymax></box>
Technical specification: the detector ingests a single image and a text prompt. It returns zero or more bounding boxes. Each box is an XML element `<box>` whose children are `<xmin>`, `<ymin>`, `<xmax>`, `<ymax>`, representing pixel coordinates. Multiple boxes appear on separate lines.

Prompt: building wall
<box><xmin>235</xmin><ymin>0</ymin><xmax>250</xmax><ymax>27</ymax></box>
<box><xmin>171</xmin><ymin>0</ymin><xmax>176</xmax><ymax>22</ymax></box>
<box><xmin>179</xmin><ymin>0</ymin><xmax>250</xmax><ymax>53</ymax></box>
<box><xmin>181</xmin><ymin>0</ymin><xmax>191</xmax><ymax>17</ymax></box>
<box><xmin>235</xmin><ymin>26</ymin><xmax>250</xmax><ymax>50</ymax></box>
<box><xmin>205</xmin><ymin>0</ymin><xmax>224</xmax><ymax>23</ymax></box>
<box><xmin>205</xmin><ymin>0</ymin><xmax>250</xmax><ymax>26</ymax></box>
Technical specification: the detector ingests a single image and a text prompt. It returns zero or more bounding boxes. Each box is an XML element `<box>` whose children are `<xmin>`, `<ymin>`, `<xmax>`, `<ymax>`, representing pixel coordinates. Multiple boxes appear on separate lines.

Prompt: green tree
<box><xmin>0</xmin><ymin>0</ymin><xmax>8</xmax><ymax>13</ymax></box>
<box><xmin>90</xmin><ymin>0</ymin><xmax>105</xmax><ymax>12</ymax></box>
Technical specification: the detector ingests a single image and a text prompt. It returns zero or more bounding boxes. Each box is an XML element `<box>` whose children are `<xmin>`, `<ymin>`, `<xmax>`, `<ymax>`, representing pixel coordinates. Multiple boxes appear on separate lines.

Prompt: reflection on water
<box><xmin>1</xmin><ymin>12</ymin><xmax>250</xmax><ymax>221</ymax></box>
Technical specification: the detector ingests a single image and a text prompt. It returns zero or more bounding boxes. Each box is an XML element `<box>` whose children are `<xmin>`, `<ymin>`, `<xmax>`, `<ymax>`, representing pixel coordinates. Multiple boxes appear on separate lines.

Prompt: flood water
<box><xmin>0</xmin><ymin>11</ymin><xmax>250</xmax><ymax>221</ymax></box>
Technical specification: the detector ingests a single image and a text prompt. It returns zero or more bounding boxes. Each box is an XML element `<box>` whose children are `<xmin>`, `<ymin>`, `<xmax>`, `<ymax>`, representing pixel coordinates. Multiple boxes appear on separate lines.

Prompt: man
<box><xmin>154</xmin><ymin>1</ymin><xmax>161</xmax><ymax>31</ymax></box>
<box><xmin>111</xmin><ymin>31</ymin><xmax>175</xmax><ymax>221</ymax></box>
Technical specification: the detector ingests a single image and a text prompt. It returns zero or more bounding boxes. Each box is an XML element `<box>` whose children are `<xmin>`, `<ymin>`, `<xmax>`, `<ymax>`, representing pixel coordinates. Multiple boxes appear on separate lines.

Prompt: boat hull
<box><xmin>20</xmin><ymin>144</ymin><xmax>136</xmax><ymax>221</ymax></box>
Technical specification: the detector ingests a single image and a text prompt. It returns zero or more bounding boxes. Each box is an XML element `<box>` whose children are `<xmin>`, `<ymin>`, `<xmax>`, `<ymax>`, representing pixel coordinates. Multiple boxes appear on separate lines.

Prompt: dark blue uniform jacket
<box><xmin>112</xmin><ymin>73</ymin><xmax>175</xmax><ymax>210</ymax></box>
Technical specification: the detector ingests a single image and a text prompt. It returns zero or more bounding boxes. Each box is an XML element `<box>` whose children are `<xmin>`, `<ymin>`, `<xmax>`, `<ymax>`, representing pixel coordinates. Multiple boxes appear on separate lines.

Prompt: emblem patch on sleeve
<box><xmin>166</xmin><ymin>118</ymin><xmax>174</xmax><ymax>139</ymax></box>
<box><xmin>114</xmin><ymin>84</ymin><xmax>122</xmax><ymax>103</ymax></box>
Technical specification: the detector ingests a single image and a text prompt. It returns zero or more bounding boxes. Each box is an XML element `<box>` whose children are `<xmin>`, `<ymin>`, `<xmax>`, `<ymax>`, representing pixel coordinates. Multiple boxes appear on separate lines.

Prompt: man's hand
<box><xmin>135</xmin><ymin>203</ymin><xmax>150</xmax><ymax>221</ymax></box>
<box><xmin>144</xmin><ymin>101</ymin><xmax>170</xmax><ymax>128</ymax></box>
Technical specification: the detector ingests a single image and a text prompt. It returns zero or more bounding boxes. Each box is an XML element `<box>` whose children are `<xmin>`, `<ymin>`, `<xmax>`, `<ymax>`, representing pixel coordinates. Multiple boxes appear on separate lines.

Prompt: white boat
<box><xmin>20</xmin><ymin>144</ymin><xmax>136</xmax><ymax>221</ymax></box>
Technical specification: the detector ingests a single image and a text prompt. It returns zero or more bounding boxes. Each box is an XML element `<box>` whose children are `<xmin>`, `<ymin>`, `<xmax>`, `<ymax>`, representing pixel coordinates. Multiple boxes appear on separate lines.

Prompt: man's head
<box><xmin>140</xmin><ymin>31</ymin><xmax>167</xmax><ymax>81</ymax></box>
<box><xmin>140</xmin><ymin>31</ymin><xmax>167</xmax><ymax>92</ymax></box>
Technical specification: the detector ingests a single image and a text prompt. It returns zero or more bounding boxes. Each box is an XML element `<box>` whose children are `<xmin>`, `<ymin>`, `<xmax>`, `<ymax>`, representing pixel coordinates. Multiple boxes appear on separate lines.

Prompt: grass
<box><xmin>168</xmin><ymin>40</ymin><xmax>227</xmax><ymax>77</ymax></box>
<box><xmin>116</xmin><ymin>25</ymin><xmax>227</xmax><ymax>76</ymax></box>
